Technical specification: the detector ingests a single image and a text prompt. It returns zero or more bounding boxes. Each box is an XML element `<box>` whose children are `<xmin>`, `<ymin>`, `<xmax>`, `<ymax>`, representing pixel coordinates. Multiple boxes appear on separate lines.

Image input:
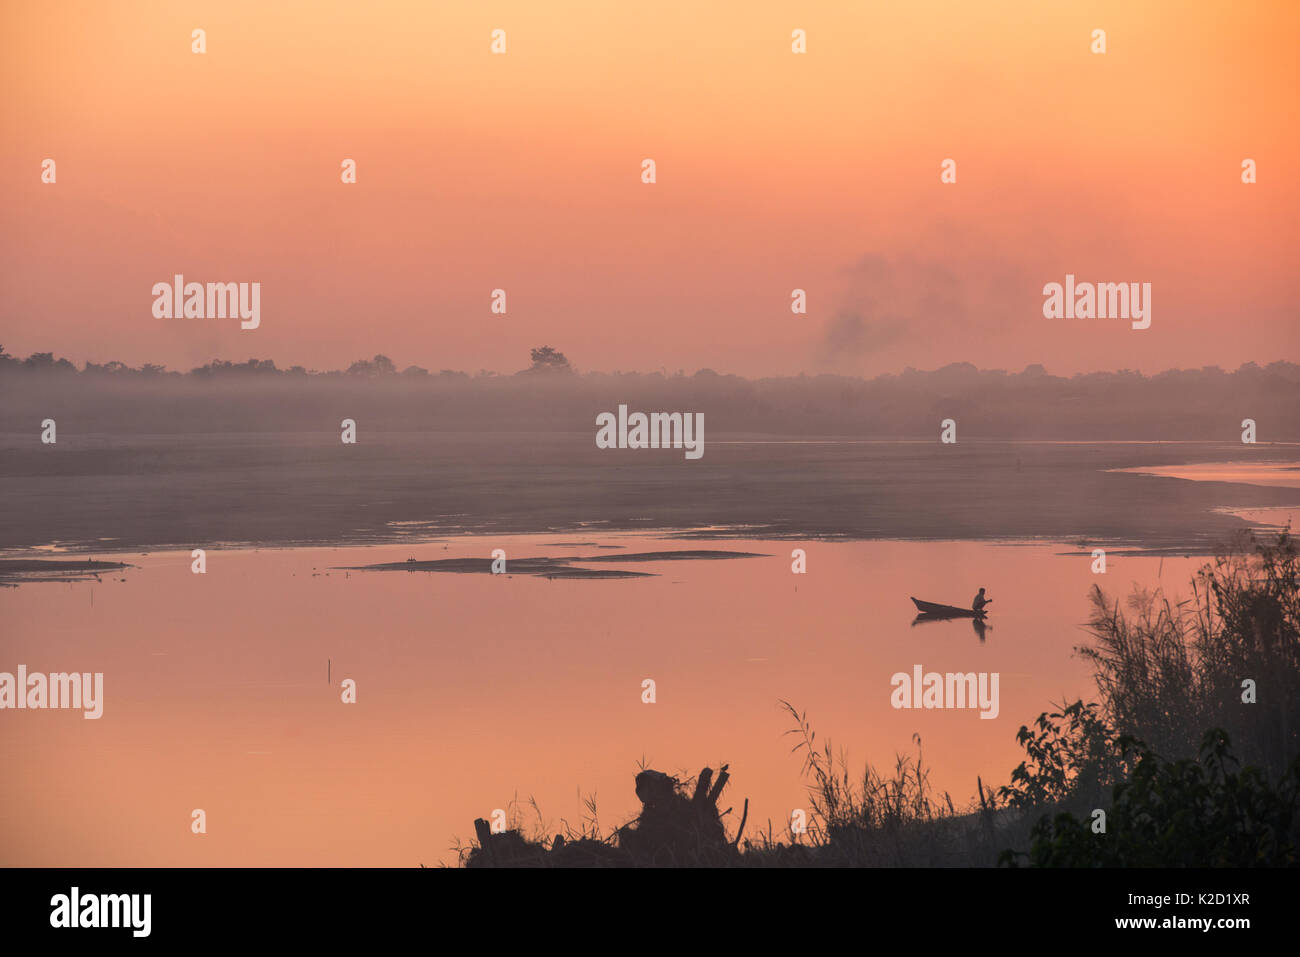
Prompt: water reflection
<box><xmin>0</xmin><ymin>534</ymin><xmax>1196</xmax><ymax>865</ymax></box>
<box><xmin>910</xmin><ymin>614</ymin><xmax>991</xmax><ymax>642</ymax></box>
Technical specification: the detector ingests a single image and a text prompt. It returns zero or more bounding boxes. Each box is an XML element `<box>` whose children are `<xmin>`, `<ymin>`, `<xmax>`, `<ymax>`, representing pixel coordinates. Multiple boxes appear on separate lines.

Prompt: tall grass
<box><xmin>458</xmin><ymin>531</ymin><xmax>1300</xmax><ymax>866</ymax></box>
<box><xmin>779</xmin><ymin>700</ymin><xmax>1017</xmax><ymax>865</ymax></box>
<box><xmin>1080</xmin><ymin>529</ymin><xmax>1300</xmax><ymax>778</ymax></box>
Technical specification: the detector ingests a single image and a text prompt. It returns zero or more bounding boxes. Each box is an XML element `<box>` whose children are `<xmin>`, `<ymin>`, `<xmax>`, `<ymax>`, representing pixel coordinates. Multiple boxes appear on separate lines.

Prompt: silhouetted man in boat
<box><xmin>972</xmin><ymin>587</ymin><xmax>991</xmax><ymax>613</ymax></box>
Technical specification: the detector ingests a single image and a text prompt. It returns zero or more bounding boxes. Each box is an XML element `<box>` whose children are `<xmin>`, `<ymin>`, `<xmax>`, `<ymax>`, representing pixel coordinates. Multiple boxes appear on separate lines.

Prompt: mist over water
<box><xmin>3</xmin><ymin>394</ymin><xmax>1298</xmax><ymax>865</ymax></box>
<box><xmin>2</xmin><ymin>432</ymin><xmax>1297</xmax><ymax>552</ymax></box>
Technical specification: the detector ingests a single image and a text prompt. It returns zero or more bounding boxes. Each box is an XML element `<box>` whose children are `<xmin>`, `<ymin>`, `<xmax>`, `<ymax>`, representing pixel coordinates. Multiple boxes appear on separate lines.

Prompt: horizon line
<box><xmin>2</xmin><ymin>348</ymin><xmax>1297</xmax><ymax>382</ymax></box>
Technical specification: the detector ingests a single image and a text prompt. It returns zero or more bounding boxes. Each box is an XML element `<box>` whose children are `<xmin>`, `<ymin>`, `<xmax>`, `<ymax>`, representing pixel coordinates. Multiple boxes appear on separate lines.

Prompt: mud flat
<box><xmin>0</xmin><ymin>559</ymin><xmax>132</xmax><ymax>586</ymax></box>
<box><xmin>341</xmin><ymin>549</ymin><xmax>767</xmax><ymax>579</ymax></box>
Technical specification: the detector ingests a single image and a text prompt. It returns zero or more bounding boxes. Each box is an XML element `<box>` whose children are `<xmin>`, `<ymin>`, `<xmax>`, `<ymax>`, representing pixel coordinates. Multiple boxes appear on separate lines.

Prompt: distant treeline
<box><xmin>0</xmin><ymin>344</ymin><xmax>575</xmax><ymax>379</ymax></box>
<box><xmin>1</xmin><ymin>345</ymin><xmax>1297</xmax><ymax>439</ymax></box>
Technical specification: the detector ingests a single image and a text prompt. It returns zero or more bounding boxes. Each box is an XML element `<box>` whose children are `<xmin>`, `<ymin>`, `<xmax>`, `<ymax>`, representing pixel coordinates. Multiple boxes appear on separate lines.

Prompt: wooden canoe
<box><xmin>910</xmin><ymin>597</ymin><xmax>986</xmax><ymax>618</ymax></box>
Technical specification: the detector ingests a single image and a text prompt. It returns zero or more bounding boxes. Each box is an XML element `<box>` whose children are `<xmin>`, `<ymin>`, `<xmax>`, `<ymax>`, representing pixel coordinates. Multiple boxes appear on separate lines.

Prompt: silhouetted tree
<box><xmin>525</xmin><ymin>346</ymin><xmax>572</xmax><ymax>374</ymax></box>
<box><xmin>23</xmin><ymin>352</ymin><xmax>54</xmax><ymax>370</ymax></box>
<box><xmin>347</xmin><ymin>354</ymin><xmax>397</xmax><ymax>376</ymax></box>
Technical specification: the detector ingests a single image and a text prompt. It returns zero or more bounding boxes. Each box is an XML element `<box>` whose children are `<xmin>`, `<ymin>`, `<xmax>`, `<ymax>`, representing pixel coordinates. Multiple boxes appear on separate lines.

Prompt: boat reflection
<box><xmin>910</xmin><ymin>613</ymin><xmax>990</xmax><ymax>642</ymax></box>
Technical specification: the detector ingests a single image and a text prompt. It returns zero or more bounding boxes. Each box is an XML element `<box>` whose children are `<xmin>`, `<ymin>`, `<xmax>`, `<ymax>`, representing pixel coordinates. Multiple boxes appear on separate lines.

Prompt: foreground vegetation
<box><xmin>461</xmin><ymin>531</ymin><xmax>1300</xmax><ymax>867</ymax></box>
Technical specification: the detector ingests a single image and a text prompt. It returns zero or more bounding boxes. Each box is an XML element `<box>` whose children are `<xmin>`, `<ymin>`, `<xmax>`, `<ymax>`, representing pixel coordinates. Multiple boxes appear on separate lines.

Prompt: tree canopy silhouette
<box><xmin>525</xmin><ymin>346</ymin><xmax>572</xmax><ymax>374</ymax></box>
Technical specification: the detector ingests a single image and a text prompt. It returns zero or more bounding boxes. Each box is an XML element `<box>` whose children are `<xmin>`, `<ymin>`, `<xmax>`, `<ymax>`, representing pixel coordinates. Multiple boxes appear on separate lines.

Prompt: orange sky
<box><xmin>2</xmin><ymin>0</ymin><xmax>1297</xmax><ymax>376</ymax></box>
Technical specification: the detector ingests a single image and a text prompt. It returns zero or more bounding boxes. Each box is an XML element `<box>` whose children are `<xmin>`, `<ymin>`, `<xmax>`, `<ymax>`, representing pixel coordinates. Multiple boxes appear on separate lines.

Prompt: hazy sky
<box><xmin>3</xmin><ymin>0</ymin><xmax>1297</xmax><ymax>376</ymax></box>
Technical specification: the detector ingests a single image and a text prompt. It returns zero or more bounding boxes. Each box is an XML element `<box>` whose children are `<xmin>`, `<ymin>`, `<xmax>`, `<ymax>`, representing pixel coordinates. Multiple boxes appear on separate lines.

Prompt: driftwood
<box><xmin>636</xmin><ymin>769</ymin><xmax>679</xmax><ymax>810</ymax></box>
<box><xmin>693</xmin><ymin>767</ymin><xmax>714</xmax><ymax>804</ymax></box>
<box><xmin>466</xmin><ymin>764</ymin><xmax>749</xmax><ymax>867</ymax></box>
<box><xmin>708</xmin><ymin>765</ymin><xmax>730</xmax><ymax>806</ymax></box>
